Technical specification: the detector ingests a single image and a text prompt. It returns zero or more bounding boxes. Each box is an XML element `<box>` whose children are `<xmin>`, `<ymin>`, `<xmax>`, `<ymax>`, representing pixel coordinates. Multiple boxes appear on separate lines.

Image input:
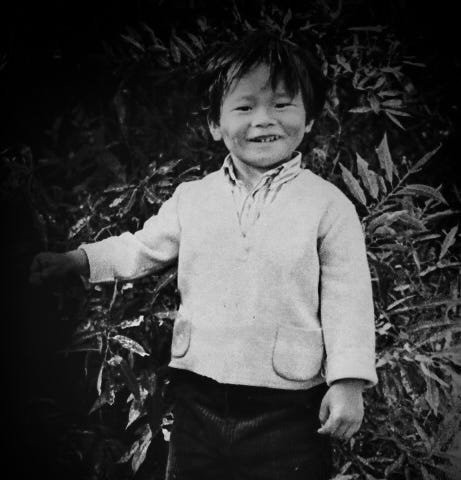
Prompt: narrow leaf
<box><xmin>386</xmin><ymin>295</ymin><xmax>415</xmax><ymax>311</ymax></box>
<box><xmin>371</xmin><ymin>76</ymin><xmax>386</xmax><ymax>90</ymax></box>
<box><xmin>118</xmin><ymin>438</ymin><xmax>137</xmax><ymax>464</ymax></box>
<box><xmin>378</xmin><ymin>89</ymin><xmax>402</xmax><ymax>97</ymax></box>
<box><xmin>118</xmin><ymin>359</ymin><xmax>141</xmax><ymax>401</ymax></box>
<box><xmin>419</xmin><ymin>362</ymin><xmax>449</xmax><ymax>388</ymax></box>
<box><xmin>356</xmin><ymin>153</ymin><xmax>379</xmax><ymax>199</ymax></box>
<box><xmin>385</xmin><ymin>111</ymin><xmax>405</xmax><ymax>129</ymax></box>
<box><xmin>397</xmin><ymin>211</ymin><xmax>427</xmax><ymax>231</ymax></box>
<box><xmin>132</xmin><ymin>425</ymin><xmax>153</xmax><ymax>473</ymax></box>
<box><xmin>112</xmin><ymin>335</ymin><xmax>149</xmax><ymax>357</ymax></box>
<box><xmin>70</xmin><ymin>330</ymin><xmax>102</xmax><ymax>345</ymax></box>
<box><xmin>432</xmin><ymin>347</ymin><xmax>461</xmax><ymax>366</ymax></box>
<box><xmin>169</xmin><ymin>38</ymin><xmax>181</xmax><ymax>63</ymax></box>
<box><xmin>186</xmin><ymin>33</ymin><xmax>204</xmax><ymax>51</ymax></box>
<box><xmin>127</xmin><ymin>400</ymin><xmax>143</xmax><ymax>428</ymax></box>
<box><xmin>384</xmin><ymin>108</ymin><xmax>411</xmax><ymax>117</ymax></box>
<box><xmin>120</xmin><ymin>315</ymin><xmax>145</xmax><ymax>330</ymax></box>
<box><xmin>367</xmin><ymin>211</ymin><xmax>406</xmax><ymax>232</ymax></box>
<box><xmin>282</xmin><ymin>9</ymin><xmax>292</xmax><ymax>27</ymax></box>
<box><xmin>389</xmin><ymin>298</ymin><xmax>461</xmax><ymax>314</ymax></box>
<box><xmin>96</xmin><ymin>362</ymin><xmax>104</xmax><ymax>395</ymax></box>
<box><xmin>402</xmin><ymin>61</ymin><xmax>426</xmax><ymax>67</ymax></box>
<box><xmin>109</xmin><ymin>196</ymin><xmax>125</xmax><ymax>208</ymax></box>
<box><xmin>150</xmin><ymin>265</ymin><xmax>178</xmax><ymax>306</ymax></box>
<box><xmin>141</xmin><ymin>23</ymin><xmax>158</xmax><ymax>44</ymax></box>
<box><xmin>413</xmin><ymin>420</ymin><xmax>432</xmax><ymax>452</ymax></box>
<box><xmin>381</xmin><ymin>99</ymin><xmax>403</xmax><ymax>107</ymax></box>
<box><xmin>396</xmin><ymin>184</ymin><xmax>447</xmax><ymax>204</ymax></box>
<box><xmin>384</xmin><ymin>453</ymin><xmax>406</xmax><ymax>477</ymax></box>
<box><xmin>424</xmin><ymin>377</ymin><xmax>440</xmax><ymax>415</ymax></box>
<box><xmin>349</xmin><ymin>106</ymin><xmax>372</xmax><ymax>114</ymax></box>
<box><xmin>369</xmin><ymin>95</ymin><xmax>380</xmax><ymax>113</ymax></box>
<box><xmin>172</xmin><ymin>33</ymin><xmax>195</xmax><ymax>59</ymax></box>
<box><xmin>375</xmin><ymin>133</ymin><xmax>394</xmax><ymax>182</ymax></box>
<box><xmin>440</xmin><ymin>225</ymin><xmax>458</xmax><ymax>259</ymax></box>
<box><xmin>378</xmin><ymin>175</ymin><xmax>387</xmax><ymax>194</ymax></box>
<box><xmin>373</xmin><ymin>225</ymin><xmax>396</xmax><ymax>237</ymax></box>
<box><xmin>121</xmin><ymin>34</ymin><xmax>145</xmax><ymax>52</ymax></box>
<box><xmin>339</xmin><ymin>163</ymin><xmax>367</xmax><ymax>205</ymax></box>
<box><xmin>336</xmin><ymin>54</ymin><xmax>352</xmax><ymax>72</ymax></box>
<box><xmin>89</xmin><ymin>386</ymin><xmax>115</xmax><ymax>414</ymax></box>
<box><xmin>127</xmin><ymin>388</ymin><xmax>148</xmax><ymax>428</ymax></box>
<box><xmin>68</xmin><ymin>216</ymin><xmax>90</xmax><ymax>239</ymax></box>
<box><xmin>425</xmin><ymin>209</ymin><xmax>458</xmax><ymax>223</ymax></box>
<box><xmin>348</xmin><ymin>25</ymin><xmax>385</xmax><ymax>32</ymax></box>
<box><xmin>409</xmin><ymin>145</ymin><xmax>441</xmax><ymax>173</ymax></box>
<box><xmin>118</xmin><ymin>423</ymin><xmax>151</xmax><ymax>466</ymax></box>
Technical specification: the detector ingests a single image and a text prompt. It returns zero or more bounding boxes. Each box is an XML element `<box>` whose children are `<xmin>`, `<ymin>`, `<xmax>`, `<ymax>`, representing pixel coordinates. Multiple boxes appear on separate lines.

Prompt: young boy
<box><xmin>30</xmin><ymin>32</ymin><xmax>377</xmax><ymax>479</ymax></box>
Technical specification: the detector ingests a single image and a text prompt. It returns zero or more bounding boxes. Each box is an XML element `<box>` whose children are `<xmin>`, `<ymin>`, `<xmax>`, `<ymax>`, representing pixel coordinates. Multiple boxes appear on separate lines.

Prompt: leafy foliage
<box><xmin>2</xmin><ymin>1</ymin><xmax>460</xmax><ymax>478</ymax></box>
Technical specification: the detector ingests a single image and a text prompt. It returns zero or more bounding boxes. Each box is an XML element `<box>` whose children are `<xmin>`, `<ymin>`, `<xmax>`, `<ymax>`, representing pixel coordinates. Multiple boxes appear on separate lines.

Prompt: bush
<box><xmin>3</xmin><ymin>1</ymin><xmax>460</xmax><ymax>478</ymax></box>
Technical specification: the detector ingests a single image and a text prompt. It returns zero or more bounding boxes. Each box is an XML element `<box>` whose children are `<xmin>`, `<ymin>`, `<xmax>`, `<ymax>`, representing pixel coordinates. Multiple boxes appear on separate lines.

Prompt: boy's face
<box><xmin>209</xmin><ymin>63</ymin><xmax>313</xmax><ymax>171</ymax></box>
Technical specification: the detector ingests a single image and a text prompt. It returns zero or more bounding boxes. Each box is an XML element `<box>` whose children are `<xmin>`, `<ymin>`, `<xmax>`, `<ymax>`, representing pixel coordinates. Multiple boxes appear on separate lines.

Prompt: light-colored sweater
<box><xmin>81</xmin><ymin>166</ymin><xmax>378</xmax><ymax>390</ymax></box>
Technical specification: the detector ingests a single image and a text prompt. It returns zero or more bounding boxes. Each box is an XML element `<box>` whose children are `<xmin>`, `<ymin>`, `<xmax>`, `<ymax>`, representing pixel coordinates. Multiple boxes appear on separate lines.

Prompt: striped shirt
<box><xmin>223</xmin><ymin>152</ymin><xmax>302</xmax><ymax>236</ymax></box>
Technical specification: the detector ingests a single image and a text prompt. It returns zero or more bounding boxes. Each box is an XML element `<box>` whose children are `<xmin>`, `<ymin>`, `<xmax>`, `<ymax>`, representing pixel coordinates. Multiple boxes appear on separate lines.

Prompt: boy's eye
<box><xmin>235</xmin><ymin>106</ymin><xmax>252</xmax><ymax>112</ymax></box>
<box><xmin>275</xmin><ymin>102</ymin><xmax>292</xmax><ymax>108</ymax></box>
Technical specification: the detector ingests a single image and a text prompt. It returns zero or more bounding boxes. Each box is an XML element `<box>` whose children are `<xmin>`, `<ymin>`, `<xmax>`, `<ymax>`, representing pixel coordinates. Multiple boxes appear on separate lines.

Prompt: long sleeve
<box><xmin>80</xmin><ymin>185</ymin><xmax>182</xmax><ymax>283</ymax></box>
<box><xmin>318</xmin><ymin>196</ymin><xmax>378</xmax><ymax>387</ymax></box>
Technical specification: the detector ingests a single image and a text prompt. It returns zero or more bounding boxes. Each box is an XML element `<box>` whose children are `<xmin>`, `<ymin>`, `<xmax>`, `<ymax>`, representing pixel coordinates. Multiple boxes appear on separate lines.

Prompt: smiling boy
<box><xmin>30</xmin><ymin>32</ymin><xmax>377</xmax><ymax>479</ymax></box>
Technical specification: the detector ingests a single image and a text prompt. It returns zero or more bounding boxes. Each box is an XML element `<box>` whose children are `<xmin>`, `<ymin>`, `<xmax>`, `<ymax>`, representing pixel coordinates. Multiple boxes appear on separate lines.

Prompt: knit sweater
<box><xmin>81</xmin><ymin>167</ymin><xmax>378</xmax><ymax>390</ymax></box>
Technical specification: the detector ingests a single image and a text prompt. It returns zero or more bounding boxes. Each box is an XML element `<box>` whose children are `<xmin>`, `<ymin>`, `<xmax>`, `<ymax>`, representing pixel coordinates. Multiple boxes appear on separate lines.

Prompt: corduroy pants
<box><xmin>165</xmin><ymin>369</ymin><xmax>332</xmax><ymax>480</ymax></box>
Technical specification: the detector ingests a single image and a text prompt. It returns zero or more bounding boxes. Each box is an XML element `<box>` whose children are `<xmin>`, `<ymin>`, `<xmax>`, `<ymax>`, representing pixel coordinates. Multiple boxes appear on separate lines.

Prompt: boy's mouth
<box><xmin>248</xmin><ymin>135</ymin><xmax>281</xmax><ymax>143</ymax></box>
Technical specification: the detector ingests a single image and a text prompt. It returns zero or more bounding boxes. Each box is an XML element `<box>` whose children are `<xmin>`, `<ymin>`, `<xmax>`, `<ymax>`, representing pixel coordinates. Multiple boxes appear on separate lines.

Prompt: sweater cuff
<box><xmin>78</xmin><ymin>242</ymin><xmax>115</xmax><ymax>283</ymax></box>
<box><xmin>325</xmin><ymin>350</ymin><xmax>378</xmax><ymax>388</ymax></box>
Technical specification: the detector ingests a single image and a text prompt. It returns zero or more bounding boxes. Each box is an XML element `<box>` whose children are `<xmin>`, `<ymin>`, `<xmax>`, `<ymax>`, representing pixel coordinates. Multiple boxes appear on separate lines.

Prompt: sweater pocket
<box><xmin>171</xmin><ymin>312</ymin><xmax>191</xmax><ymax>358</ymax></box>
<box><xmin>272</xmin><ymin>324</ymin><xmax>324</xmax><ymax>381</ymax></box>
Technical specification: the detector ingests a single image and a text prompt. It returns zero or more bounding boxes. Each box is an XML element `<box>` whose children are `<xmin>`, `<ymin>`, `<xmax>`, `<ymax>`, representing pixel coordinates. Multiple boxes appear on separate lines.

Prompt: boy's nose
<box><xmin>251</xmin><ymin>107</ymin><xmax>276</xmax><ymax>127</ymax></box>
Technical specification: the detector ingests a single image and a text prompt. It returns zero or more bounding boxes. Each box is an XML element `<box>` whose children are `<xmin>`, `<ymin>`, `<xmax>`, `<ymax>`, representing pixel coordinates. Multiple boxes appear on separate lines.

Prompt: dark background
<box><xmin>1</xmin><ymin>1</ymin><xmax>460</xmax><ymax>478</ymax></box>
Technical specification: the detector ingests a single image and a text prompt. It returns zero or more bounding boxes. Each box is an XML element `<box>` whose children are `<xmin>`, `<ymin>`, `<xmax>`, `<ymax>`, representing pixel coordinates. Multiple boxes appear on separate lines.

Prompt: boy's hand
<box><xmin>317</xmin><ymin>379</ymin><xmax>365</xmax><ymax>440</ymax></box>
<box><xmin>29</xmin><ymin>249</ymin><xmax>89</xmax><ymax>285</ymax></box>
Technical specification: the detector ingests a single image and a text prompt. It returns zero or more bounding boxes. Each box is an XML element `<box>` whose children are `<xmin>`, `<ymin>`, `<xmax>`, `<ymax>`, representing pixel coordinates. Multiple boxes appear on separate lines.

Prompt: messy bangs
<box><xmin>200</xmin><ymin>31</ymin><xmax>327</xmax><ymax>125</ymax></box>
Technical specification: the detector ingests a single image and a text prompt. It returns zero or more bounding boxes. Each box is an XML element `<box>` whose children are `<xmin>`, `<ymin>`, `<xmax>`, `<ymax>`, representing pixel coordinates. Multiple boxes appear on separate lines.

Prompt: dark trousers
<box><xmin>165</xmin><ymin>369</ymin><xmax>332</xmax><ymax>480</ymax></box>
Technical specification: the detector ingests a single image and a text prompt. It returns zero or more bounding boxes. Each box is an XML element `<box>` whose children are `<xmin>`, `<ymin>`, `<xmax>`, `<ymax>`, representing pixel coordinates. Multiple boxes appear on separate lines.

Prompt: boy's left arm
<box><xmin>317</xmin><ymin>196</ymin><xmax>378</xmax><ymax>439</ymax></box>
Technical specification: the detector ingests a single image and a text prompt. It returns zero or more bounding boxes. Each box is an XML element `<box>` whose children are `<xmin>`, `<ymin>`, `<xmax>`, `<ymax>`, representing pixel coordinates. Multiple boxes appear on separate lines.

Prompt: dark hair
<box><xmin>200</xmin><ymin>31</ymin><xmax>328</xmax><ymax>126</ymax></box>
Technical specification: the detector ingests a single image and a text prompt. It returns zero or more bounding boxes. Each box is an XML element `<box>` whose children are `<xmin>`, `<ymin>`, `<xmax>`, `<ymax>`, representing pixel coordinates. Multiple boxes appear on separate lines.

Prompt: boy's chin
<box><xmin>240</xmin><ymin>153</ymin><xmax>296</xmax><ymax>169</ymax></box>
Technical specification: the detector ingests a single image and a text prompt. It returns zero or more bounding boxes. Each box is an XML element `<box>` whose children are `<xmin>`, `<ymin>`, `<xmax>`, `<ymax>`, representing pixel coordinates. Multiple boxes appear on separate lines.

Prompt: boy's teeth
<box><xmin>253</xmin><ymin>136</ymin><xmax>278</xmax><ymax>143</ymax></box>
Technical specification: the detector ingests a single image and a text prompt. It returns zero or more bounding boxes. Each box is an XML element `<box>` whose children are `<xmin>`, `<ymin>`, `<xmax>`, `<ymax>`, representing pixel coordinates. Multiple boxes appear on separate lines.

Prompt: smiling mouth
<box><xmin>248</xmin><ymin>135</ymin><xmax>281</xmax><ymax>143</ymax></box>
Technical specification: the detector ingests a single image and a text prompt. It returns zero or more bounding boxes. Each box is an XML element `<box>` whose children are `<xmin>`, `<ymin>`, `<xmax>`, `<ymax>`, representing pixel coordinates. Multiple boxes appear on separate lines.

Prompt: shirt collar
<box><xmin>222</xmin><ymin>152</ymin><xmax>302</xmax><ymax>188</ymax></box>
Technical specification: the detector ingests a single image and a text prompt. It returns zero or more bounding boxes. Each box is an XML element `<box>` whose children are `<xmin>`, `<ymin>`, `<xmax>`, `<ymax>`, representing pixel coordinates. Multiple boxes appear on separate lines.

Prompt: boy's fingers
<box><xmin>317</xmin><ymin>414</ymin><xmax>340</xmax><ymax>435</ymax></box>
<box><xmin>29</xmin><ymin>269</ymin><xmax>48</xmax><ymax>285</ymax></box>
<box><xmin>325</xmin><ymin>418</ymin><xmax>361</xmax><ymax>440</ymax></box>
<box><xmin>30</xmin><ymin>256</ymin><xmax>42</xmax><ymax>274</ymax></box>
<box><xmin>343</xmin><ymin>422</ymin><xmax>359</xmax><ymax>441</ymax></box>
<box><xmin>30</xmin><ymin>253</ymin><xmax>52</xmax><ymax>273</ymax></box>
<box><xmin>29</xmin><ymin>262</ymin><xmax>57</xmax><ymax>285</ymax></box>
<box><xmin>29</xmin><ymin>273</ymin><xmax>42</xmax><ymax>285</ymax></box>
<box><xmin>334</xmin><ymin>421</ymin><xmax>351</xmax><ymax>439</ymax></box>
<box><xmin>318</xmin><ymin>398</ymin><xmax>329</xmax><ymax>425</ymax></box>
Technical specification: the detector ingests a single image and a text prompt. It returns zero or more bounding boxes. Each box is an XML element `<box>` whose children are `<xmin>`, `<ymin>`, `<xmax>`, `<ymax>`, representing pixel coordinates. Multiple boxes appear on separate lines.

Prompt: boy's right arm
<box><xmin>29</xmin><ymin>249</ymin><xmax>89</xmax><ymax>285</ymax></box>
<box><xmin>30</xmin><ymin>183</ymin><xmax>183</xmax><ymax>286</ymax></box>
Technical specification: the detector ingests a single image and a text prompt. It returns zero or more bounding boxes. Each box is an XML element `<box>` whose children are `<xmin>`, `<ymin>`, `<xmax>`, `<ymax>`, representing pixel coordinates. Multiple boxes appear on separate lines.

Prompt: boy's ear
<box><xmin>208</xmin><ymin>121</ymin><xmax>222</xmax><ymax>141</ymax></box>
<box><xmin>304</xmin><ymin>119</ymin><xmax>315</xmax><ymax>134</ymax></box>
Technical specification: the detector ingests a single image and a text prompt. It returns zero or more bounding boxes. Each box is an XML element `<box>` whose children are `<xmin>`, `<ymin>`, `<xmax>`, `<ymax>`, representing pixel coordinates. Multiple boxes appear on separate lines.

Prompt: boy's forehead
<box><xmin>226</xmin><ymin>64</ymin><xmax>292</xmax><ymax>98</ymax></box>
